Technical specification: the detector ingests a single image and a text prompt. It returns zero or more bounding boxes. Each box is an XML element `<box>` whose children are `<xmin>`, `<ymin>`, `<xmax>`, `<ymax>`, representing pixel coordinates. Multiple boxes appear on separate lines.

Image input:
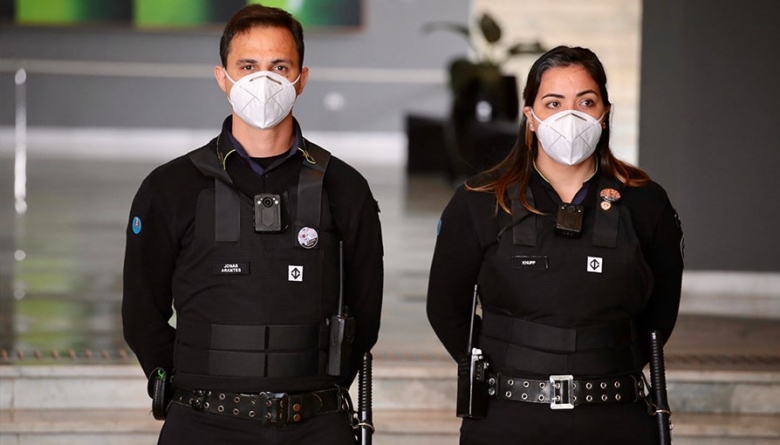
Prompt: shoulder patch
<box><xmin>132</xmin><ymin>216</ymin><xmax>142</xmax><ymax>234</ymax></box>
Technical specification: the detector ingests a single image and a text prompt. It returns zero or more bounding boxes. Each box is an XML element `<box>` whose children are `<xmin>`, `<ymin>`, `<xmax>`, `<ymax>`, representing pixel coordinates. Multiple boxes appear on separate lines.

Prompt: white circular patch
<box><xmin>297</xmin><ymin>227</ymin><xmax>319</xmax><ymax>249</ymax></box>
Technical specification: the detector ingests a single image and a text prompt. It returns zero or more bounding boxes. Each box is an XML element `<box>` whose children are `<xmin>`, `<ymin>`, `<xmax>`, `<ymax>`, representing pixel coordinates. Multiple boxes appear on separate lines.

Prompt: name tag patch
<box><xmin>289</xmin><ymin>265</ymin><xmax>303</xmax><ymax>282</ymax></box>
<box><xmin>587</xmin><ymin>256</ymin><xmax>603</xmax><ymax>273</ymax></box>
<box><xmin>511</xmin><ymin>255</ymin><xmax>548</xmax><ymax>270</ymax></box>
<box><xmin>214</xmin><ymin>262</ymin><xmax>249</xmax><ymax>275</ymax></box>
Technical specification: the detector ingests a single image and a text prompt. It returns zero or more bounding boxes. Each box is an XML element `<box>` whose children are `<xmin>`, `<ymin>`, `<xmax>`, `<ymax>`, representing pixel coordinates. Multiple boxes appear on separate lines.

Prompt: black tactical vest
<box><xmin>477</xmin><ymin>177</ymin><xmax>652</xmax><ymax>378</ymax></box>
<box><xmin>171</xmin><ymin>138</ymin><xmax>340</xmax><ymax>387</ymax></box>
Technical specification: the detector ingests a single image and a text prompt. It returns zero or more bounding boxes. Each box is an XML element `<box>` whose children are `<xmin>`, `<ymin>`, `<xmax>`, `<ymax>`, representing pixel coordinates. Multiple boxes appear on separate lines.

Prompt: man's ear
<box><xmin>296</xmin><ymin>66</ymin><xmax>309</xmax><ymax>96</ymax></box>
<box><xmin>214</xmin><ymin>66</ymin><xmax>229</xmax><ymax>95</ymax></box>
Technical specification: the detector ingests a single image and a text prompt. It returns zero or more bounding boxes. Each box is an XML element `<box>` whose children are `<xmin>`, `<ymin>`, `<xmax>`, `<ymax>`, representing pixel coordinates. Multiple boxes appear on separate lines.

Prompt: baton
<box><xmin>357</xmin><ymin>352</ymin><xmax>374</xmax><ymax>445</ymax></box>
<box><xmin>648</xmin><ymin>331</ymin><xmax>672</xmax><ymax>445</ymax></box>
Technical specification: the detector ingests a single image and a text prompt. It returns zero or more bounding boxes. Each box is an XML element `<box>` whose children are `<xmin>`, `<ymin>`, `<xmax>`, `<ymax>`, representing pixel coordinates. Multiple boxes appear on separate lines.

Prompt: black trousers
<box><xmin>158</xmin><ymin>403</ymin><xmax>357</xmax><ymax>445</ymax></box>
<box><xmin>460</xmin><ymin>398</ymin><xmax>658</xmax><ymax>445</ymax></box>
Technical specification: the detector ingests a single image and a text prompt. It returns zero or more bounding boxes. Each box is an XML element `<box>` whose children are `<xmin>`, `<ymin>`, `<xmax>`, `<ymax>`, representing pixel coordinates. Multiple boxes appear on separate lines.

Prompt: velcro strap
<box><xmin>482</xmin><ymin>310</ymin><xmax>635</xmax><ymax>353</ymax></box>
<box><xmin>177</xmin><ymin>320</ymin><xmax>328</xmax><ymax>351</ymax></box>
<box><xmin>479</xmin><ymin>335</ymin><xmax>641</xmax><ymax>377</ymax></box>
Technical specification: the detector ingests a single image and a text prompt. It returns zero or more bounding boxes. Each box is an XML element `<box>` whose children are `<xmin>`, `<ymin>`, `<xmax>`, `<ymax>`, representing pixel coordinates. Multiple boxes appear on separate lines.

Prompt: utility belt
<box><xmin>456</xmin><ymin>310</ymin><xmax>650</xmax><ymax>418</ymax></box>
<box><xmin>488</xmin><ymin>372</ymin><xmax>646</xmax><ymax>409</ymax></box>
<box><xmin>170</xmin><ymin>386</ymin><xmax>350</xmax><ymax>425</ymax></box>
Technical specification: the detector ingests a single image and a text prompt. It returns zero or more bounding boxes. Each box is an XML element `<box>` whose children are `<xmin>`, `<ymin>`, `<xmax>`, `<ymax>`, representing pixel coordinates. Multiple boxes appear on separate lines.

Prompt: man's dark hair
<box><xmin>219</xmin><ymin>4</ymin><xmax>305</xmax><ymax>68</ymax></box>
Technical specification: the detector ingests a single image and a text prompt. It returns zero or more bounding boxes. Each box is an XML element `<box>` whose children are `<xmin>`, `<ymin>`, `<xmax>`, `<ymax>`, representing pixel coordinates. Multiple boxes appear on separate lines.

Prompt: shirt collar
<box><xmin>532</xmin><ymin>160</ymin><xmax>600</xmax><ymax>206</ymax></box>
<box><xmin>220</xmin><ymin>116</ymin><xmax>303</xmax><ymax>177</ymax></box>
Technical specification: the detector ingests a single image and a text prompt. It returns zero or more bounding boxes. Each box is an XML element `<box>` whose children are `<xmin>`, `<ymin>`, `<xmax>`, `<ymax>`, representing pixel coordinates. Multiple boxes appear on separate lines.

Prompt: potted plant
<box><xmin>423</xmin><ymin>12</ymin><xmax>546</xmax><ymax>122</ymax></box>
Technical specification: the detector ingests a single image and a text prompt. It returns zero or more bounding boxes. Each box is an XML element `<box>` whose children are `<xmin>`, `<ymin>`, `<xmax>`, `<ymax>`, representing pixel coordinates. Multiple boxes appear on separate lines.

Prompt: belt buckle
<box><xmin>549</xmin><ymin>375</ymin><xmax>574</xmax><ymax>410</ymax></box>
<box><xmin>259</xmin><ymin>392</ymin><xmax>288</xmax><ymax>425</ymax></box>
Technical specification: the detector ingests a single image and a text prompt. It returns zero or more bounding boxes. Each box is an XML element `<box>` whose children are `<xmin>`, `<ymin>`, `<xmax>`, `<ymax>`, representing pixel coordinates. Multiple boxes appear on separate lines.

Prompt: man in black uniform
<box><xmin>122</xmin><ymin>5</ymin><xmax>383</xmax><ymax>444</ymax></box>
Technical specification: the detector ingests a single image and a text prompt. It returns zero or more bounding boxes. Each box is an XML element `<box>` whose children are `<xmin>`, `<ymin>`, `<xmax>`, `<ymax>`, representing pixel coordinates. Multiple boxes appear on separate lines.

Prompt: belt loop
<box><xmin>287</xmin><ymin>393</ymin><xmax>304</xmax><ymax>423</ymax></box>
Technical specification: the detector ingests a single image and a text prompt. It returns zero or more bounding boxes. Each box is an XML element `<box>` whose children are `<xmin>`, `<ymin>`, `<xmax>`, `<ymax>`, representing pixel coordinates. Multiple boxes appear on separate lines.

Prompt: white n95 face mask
<box><xmin>224</xmin><ymin>69</ymin><xmax>301</xmax><ymax>130</ymax></box>
<box><xmin>531</xmin><ymin>109</ymin><xmax>604</xmax><ymax>166</ymax></box>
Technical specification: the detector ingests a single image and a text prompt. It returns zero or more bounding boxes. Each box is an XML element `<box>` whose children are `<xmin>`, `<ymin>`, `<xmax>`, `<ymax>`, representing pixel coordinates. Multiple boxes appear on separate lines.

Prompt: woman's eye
<box><xmin>580</xmin><ymin>99</ymin><xmax>594</xmax><ymax>107</ymax></box>
<box><xmin>545</xmin><ymin>101</ymin><xmax>559</xmax><ymax>109</ymax></box>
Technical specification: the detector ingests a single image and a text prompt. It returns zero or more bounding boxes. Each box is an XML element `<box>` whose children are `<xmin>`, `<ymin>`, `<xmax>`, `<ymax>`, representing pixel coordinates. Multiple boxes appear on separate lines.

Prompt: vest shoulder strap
<box><xmin>296</xmin><ymin>139</ymin><xmax>331</xmax><ymax>228</ymax></box>
<box><xmin>506</xmin><ymin>183</ymin><xmax>538</xmax><ymax>246</ymax></box>
<box><xmin>592</xmin><ymin>176</ymin><xmax>623</xmax><ymax>248</ymax></box>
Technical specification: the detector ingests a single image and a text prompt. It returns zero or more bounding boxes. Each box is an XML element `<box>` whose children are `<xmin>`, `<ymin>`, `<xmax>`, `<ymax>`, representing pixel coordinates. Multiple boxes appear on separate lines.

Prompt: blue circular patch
<box><xmin>132</xmin><ymin>216</ymin><xmax>142</xmax><ymax>234</ymax></box>
<box><xmin>436</xmin><ymin>219</ymin><xmax>442</xmax><ymax>236</ymax></box>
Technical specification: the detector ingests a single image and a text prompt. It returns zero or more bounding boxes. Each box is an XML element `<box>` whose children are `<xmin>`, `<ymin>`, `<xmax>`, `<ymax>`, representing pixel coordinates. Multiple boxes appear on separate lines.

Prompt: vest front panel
<box><xmin>171</xmin><ymin>180</ymin><xmax>340</xmax><ymax>388</ymax></box>
<box><xmin>477</xmin><ymin>186</ymin><xmax>652</xmax><ymax>378</ymax></box>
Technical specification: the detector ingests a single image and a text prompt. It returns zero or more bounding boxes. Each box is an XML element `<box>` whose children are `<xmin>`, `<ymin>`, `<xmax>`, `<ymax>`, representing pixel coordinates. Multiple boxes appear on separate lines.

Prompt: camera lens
<box><xmin>261</xmin><ymin>197</ymin><xmax>274</xmax><ymax>208</ymax></box>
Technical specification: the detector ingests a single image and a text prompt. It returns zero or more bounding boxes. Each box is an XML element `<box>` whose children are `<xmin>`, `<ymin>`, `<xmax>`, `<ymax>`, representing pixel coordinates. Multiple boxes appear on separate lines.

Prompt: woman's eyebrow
<box><xmin>576</xmin><ymin>89</ymin><xmax>598</xmax><ymax>97</ymax></box>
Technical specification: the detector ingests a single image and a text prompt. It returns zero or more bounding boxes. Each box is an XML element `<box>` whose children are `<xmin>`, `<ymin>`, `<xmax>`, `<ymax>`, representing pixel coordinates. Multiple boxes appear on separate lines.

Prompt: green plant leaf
<box><xmin>507</xmin><ymin>41</ymin><xmax>547</xmax><ymax>56</ymax></box>
<box><xmin>421</xmin><ymin>22</ymin><xmax>471</xmax><ymax>39</ymax></box>
<box><xmin>479</xmin><ymin>13</ymin><xmax>501</xmax><ymax>44</ymax></box>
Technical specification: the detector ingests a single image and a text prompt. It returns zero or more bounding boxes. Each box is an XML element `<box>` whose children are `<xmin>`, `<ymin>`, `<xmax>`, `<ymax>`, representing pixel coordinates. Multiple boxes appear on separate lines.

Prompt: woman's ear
<box><xmin>523</xmin><ymin>106</ymin><xmax>535</xmax><ymax>131</ymax></box>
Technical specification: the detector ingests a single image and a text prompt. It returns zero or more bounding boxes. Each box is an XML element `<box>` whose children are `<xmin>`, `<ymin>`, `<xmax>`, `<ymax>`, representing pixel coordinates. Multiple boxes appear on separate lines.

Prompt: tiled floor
<box><xmin>1</xmin><ymin>157</ymin><xmax>779</xmax><ymax>372</ymax></box>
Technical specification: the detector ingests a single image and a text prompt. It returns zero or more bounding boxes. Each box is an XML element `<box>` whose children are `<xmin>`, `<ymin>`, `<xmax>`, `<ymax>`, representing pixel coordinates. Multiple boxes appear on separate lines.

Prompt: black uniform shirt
<box><xmin>427</xmin><ymin>170</ymin><xmax>684</xmax><ymax>361</ymax></box>
<box><xmin>122</xmin><ymin>116</ymin><xmax>384</xmax><ymax>389</ymax></box>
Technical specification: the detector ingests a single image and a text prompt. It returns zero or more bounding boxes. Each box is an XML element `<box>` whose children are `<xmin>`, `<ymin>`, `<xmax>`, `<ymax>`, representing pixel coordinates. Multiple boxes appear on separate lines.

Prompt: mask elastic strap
<box><xmin>529</xmin><ymin>108</ymin><xmax>542</xmax><ymax>124</ymax></box>
<box><xmin>223</xmin><ymin>68</ymin><xmax>237</xmax><ymax>85</ymax></box>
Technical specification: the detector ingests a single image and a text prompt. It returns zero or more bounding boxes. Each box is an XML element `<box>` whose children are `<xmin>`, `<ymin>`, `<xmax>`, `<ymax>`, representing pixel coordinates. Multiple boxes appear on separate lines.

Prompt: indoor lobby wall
<box><xmin>472</xmin><ymin>0</ymin><xmax>780</xmax><ymax>317</ymax></box>
<box><xmin>471</xmin><ymin>0</ymin><xmax>641</xmax><ymax>164</ymax></box>
<box><xmin>0</xmin><ymin>0</ymin><xmax>469</xmax><ymax>164</ymax></box>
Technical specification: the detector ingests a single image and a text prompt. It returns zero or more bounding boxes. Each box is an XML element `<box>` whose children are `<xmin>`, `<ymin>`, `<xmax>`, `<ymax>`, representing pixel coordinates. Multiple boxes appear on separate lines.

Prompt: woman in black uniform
<box><xmin>427</xmin><ymin>46</ymin><xmax>684</xmax><ymax>445</ymax></box>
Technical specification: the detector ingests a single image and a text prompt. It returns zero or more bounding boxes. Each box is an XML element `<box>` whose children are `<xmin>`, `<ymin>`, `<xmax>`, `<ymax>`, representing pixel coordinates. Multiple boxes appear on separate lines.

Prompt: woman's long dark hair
<box><xmin>469</xmin><ymin>46</ymin><xmax>649</xmax><ymax>214</ymax></box>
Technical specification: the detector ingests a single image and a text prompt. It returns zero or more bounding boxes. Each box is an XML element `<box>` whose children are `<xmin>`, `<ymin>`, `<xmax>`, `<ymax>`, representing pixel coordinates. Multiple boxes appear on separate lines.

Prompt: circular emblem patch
<box><xmin>599</xmin><ymin>188</ymin><xmax>621</xmax><ymax>212</ymax></box>
<box><xmin>132</xmin><ymin>216</ymin><xmax>142</xmax><ymax>234</ymax></box>
<box><xmin>297</xmin><ymin>227</ymin><xmax>319</xmax><ymax>249</ymax></box>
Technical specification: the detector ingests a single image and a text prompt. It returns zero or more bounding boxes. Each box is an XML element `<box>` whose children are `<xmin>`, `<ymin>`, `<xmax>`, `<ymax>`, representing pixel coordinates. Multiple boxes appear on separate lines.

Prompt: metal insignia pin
<box><xmin>599</xmin><ymin>188</ymin><xmax>621</xmax><ymax>211</ymax></box>
<box><xmin>297</xmin><ymin>227</ymin><xmax>319</xmax><ymax>249</ymax></box>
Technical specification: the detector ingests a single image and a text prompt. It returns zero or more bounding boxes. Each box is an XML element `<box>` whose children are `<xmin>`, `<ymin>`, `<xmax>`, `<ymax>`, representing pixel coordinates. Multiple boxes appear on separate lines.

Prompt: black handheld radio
<box><xmin>456</xmin><ymin>284</ymin><xmax>489</xmax><ymax>418</ymax></box>
<box><xmin>327</xmin><ymin>241</ymin><xmax>355</xmax><ymax>376</ymax></box>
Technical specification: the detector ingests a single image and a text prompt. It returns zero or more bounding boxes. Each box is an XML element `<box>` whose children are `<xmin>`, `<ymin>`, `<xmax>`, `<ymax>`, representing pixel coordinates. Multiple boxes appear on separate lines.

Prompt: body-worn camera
<box><xmin>555</xmin><ymin>203</ymin><xmax>584</xmax><ymax>238</ymax></box>
<box><xmin>254</xmin><ymin>193</ymin><xmax>282</xmax><ymax>232</ymax></box>
<box><xmin>456</xmin><ymin>347</ymin><xmax>489</xmax><ymax>418</ymax></box>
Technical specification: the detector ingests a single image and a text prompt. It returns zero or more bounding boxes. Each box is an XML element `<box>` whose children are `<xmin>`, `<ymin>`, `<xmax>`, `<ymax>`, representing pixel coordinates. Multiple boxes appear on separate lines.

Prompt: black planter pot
<box><xmin>445</xmin><ymin>73</ymin><xmax>520</xmax><ymax>180</ymax></box>
<box><xmin>452</xmin><ymin>73</ymin><xmax>519</xmax><ymax>123</ymax></box>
